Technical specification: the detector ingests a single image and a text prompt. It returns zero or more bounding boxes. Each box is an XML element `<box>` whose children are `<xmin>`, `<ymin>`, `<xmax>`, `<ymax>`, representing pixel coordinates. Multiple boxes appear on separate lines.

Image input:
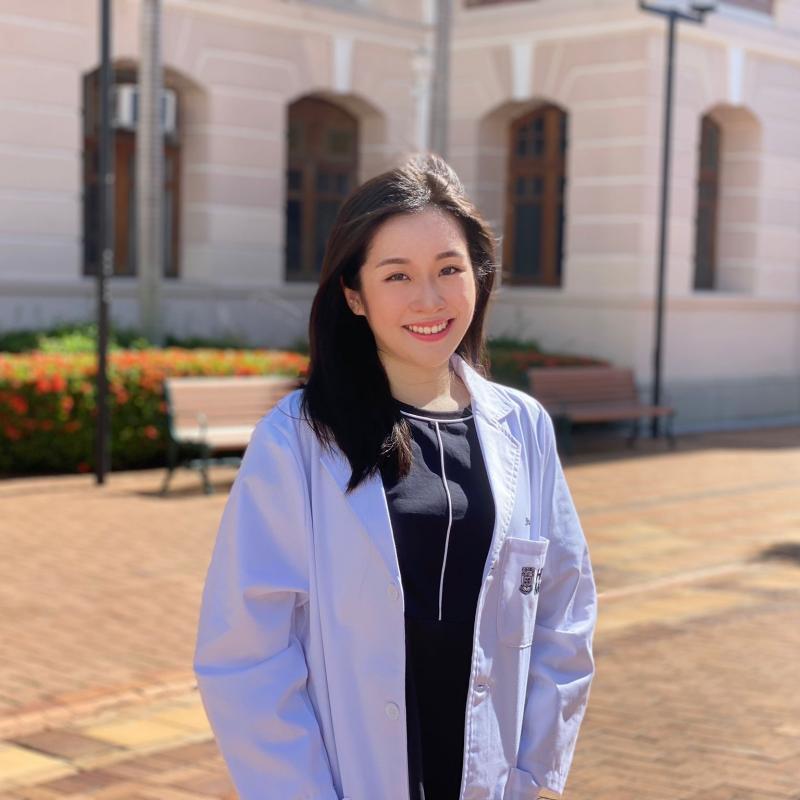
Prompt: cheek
<box><xmin>363</xmin><ymin>284</ymin><xmax>405</xmax><ymax>325</ymax></box>
<box><xmin>452</xmin><ymin>275</ymin><xmax>477</xmax><ymax>308</ymax></box>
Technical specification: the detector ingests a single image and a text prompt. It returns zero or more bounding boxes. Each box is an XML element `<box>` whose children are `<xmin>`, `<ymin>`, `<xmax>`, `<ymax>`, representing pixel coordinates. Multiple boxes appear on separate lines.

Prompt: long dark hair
<box><xmin>299</xmin><ymin>153</ymin><xmax>497</xmax><ymax>493</ymax></box>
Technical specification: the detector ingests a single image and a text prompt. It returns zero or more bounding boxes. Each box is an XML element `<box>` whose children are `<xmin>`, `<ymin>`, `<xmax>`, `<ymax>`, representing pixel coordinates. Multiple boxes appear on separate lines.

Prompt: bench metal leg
<box><xmin>665</xmin><ymin>413</ymin><xmax>677</xmax><ymax>449</ymax></box>
<box><xmin>626</xmin><ymin>419</ymin><xmax>640</xmax><ymax>448</ymax></box>
<box><xmin>160</xmin><ymin>440</ymin><xmax>178</xmax><ymax>496</ymax></box>
<box><xmin>199</xmin><ymin>444</ymin><xmax>214</xmax><ymax>495</ymax></box>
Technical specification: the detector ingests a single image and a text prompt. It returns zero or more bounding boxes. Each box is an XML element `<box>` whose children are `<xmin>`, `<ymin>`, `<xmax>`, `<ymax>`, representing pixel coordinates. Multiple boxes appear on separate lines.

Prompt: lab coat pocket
<box><xmin>496</xmin><ymin>536</ymin><xmax>549</xmax><ymax>648</ymax></box>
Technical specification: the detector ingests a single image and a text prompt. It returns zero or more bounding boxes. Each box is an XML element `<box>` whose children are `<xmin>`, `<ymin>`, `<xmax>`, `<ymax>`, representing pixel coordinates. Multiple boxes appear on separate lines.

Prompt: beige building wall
<box><xmin>451</xmin><ymin>0</ymin><xmax>800</xmax><ymax>429</ymax></box>
<box><xmin>0</xmin><ymin>0</ymin><xmax>798</xmax><ymax>429</ymax></box>
<box><xmin>0</xmin><ymin>0</ymin><xmax>429</xmax><ymax>339</ymax></box>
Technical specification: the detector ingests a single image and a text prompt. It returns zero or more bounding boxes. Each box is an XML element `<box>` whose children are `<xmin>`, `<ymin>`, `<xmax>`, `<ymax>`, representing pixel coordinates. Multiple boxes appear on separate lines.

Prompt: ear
<box><xmin>340</xmin><ymin>276</ymin><xmax>365</xmax><ymax>316</ymax></box>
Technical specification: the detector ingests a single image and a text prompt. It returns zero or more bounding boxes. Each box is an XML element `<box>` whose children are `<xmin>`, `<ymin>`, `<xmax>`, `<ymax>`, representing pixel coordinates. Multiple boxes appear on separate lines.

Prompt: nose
<box><xmin>410</xmin><ymin>275</ymin><xmax>446</xmax><ymax>313</ymax></box>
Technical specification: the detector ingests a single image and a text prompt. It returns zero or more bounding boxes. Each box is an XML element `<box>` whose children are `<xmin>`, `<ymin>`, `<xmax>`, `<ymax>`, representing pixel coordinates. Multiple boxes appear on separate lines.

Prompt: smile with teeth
<box><xmin>404</xmin><ymin>319</ymin><xmax>451</xmax><ymax>335</ymax></box>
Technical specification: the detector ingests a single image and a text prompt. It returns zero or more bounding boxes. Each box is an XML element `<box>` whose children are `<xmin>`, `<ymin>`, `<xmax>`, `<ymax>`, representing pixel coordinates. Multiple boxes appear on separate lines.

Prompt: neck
<box><xmin>379</xmin><ymin>352</ymin><xmax>469</xmax><ymax>411</ymax></box>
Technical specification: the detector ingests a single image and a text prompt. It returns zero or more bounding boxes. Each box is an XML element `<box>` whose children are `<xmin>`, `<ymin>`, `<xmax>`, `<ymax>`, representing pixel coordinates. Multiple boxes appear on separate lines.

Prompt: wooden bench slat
<box><xmin>526</xmin><ymin>365</ymin><xmax>676</xmax><ymax>453</ymax></box>
<box><xmin>161</xmin><ymin>375</ymin><xmax>300</xmax><ymax>495</ymax></box>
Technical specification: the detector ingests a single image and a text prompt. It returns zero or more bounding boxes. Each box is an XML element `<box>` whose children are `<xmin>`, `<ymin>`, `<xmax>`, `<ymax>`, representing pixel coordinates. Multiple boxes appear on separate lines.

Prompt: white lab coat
<box><xmin>193</xmin><ymin>352</ymin><xmax>597</xmax><ymax>800</ymax></box>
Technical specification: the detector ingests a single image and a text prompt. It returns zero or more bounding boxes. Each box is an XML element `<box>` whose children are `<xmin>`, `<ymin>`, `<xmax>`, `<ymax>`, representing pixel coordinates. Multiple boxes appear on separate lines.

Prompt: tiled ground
<box><xmin>0</xmin><ymin>425</ymin><xmax>798</xmax><ymax>799</ymax></box>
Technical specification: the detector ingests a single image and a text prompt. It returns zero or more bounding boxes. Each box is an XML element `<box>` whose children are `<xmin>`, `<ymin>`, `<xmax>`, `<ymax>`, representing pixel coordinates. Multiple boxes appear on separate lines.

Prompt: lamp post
<box><xmin>429</xmin><ymin>0</ymin><xmax>452</xmax><ymax>158</ymax></box>
<box><xmin>639</xmin><ymin>0</ymin><xmax>717</xmax><ymax>438</ymax></box>
<box><xmin>95</xmin><ymin>0</ymin><xmax>113</xmax><ymax>484</ymax></box>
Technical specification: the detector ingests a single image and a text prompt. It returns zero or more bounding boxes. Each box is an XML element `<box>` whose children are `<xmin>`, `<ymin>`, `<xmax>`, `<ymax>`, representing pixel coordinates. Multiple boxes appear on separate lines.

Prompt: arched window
<box><xmin>503</xmin><ymin>104</ymin><xmax>567</xmax><ymax>286</ymax></box>
<box><xmin>693</xmin><ymin>114</ymin><xmax>721</xmax><ymax>290</ymax></box>
<box><xmin>285</xmin><ymin>97</ymin><xmax>358</xmax><ymax>281</ymax></box>
<box><xmin>82</xmin><ymin>66</ymin><xmax>181</xmax><ymax>278</ymax></box>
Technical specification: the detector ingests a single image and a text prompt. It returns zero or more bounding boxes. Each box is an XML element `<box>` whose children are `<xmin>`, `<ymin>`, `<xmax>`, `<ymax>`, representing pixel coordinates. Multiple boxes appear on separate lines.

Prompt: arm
<box><xmin>193</xmin><ymin>416</ymin><xmax>339</xmax><ymax>800</ymax></box>
<box><xmin>514</xmin><ymin>408</ymin><xmax>598</xmax><ymax>797</ymax></box>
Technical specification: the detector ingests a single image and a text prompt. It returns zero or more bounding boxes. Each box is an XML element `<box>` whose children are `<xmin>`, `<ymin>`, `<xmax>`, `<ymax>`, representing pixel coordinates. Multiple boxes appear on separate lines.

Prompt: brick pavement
<box><xmin>0</xmin><ymin>425</ymin><xmax>798</xmax><ymax>799</ymax></box>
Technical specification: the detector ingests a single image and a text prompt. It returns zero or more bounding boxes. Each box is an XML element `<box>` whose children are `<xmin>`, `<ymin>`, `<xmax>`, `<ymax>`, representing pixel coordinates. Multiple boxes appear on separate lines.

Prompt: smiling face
<box><xmin>342</xmin><ymin>206</ymin><xmax>477</xmax><ymax>380</ymax></box>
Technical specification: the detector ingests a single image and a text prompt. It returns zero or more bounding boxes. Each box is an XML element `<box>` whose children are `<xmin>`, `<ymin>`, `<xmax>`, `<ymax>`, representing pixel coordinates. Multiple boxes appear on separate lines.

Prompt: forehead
<box><xmin>367</xmin><ymin>207</ymin><xmax>467</xmax><ymax>260</ymax></box>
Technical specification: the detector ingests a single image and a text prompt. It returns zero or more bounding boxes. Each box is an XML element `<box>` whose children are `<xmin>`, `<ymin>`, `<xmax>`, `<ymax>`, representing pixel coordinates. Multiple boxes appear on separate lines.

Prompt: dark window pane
<box><xmin>286</xmin><ymin>199</ymin><xmax>302</xmax><ymax>273</ymax></box>
<box><xmin>315</xmin><ymin>200</ymin><xmax>340</xmax><ymax>273</ymax></box>
<box><xmin>556</xmin><ymin>202</ymin><xmax>564</xmax><ymax>279</ymax></box>
<box><xmin>316</xmin><ymin>171</ymin><xmax>330</xmax><ymax>192</ymax></box>
<box><xmin>288</xmin><ymin>121</ymin><xmax>303</xmax><ymax>157</ymax></box>
<box><xmin>288</xmin><ymin>168</ymin><xmax>302</xmax><ymax>192</ymax></box>
<box><xmin>693</xmin><ymin>207</ymin><xmax>714</xmax><ymax>289</ymax></box>
<box><xmin>328</xmin><ymin>129</ymin><xmax>354</xmax><ymax>158</ymax></box>
<box><xmin>336</xmin><ymin>173</ymin><xmax>349</xmax><ymax>194</ymax></box>
<box><xmin>84</xmin><ymin>176</ymin><xmax>98</xmax><ymax>274</ymax></box>
<box><xmin>126</xmin><ymin>149</ymin><xmax>136</xmax><ymax>275</ymax></box>
<box><xmin>513</xmin><ymin>203</ymin><xmax>541</xmax><ymax>278</ymax></box>
<box><xmin>532</xmin><ymin>177</ymin><xmax>543</xmax><ymax>197</ymax></box>
<box><xmin>516</xmin><ymin>176</ymin><xmax>526</xmax><ymax>197</ymax></box>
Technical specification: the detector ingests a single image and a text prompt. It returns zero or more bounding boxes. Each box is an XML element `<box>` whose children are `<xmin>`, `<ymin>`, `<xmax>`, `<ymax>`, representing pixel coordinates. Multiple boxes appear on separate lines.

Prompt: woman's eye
<box><xmin>385</xmin><ymin>267</ymin><xmax>462</xmax><ymax>282</ymax></box>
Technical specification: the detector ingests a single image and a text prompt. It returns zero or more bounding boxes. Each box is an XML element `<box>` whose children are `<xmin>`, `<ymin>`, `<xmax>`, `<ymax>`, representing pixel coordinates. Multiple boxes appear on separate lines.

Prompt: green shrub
<box><xmin>486</xmin><ymin>336</ymin><xmax>606</xmax><ymax>390</ymax></box>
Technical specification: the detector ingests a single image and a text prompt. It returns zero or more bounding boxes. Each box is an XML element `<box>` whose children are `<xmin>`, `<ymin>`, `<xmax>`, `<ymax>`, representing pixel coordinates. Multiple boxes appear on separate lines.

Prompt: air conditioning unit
<box><xmin>112</xmin><ymin>84</ymin><xmax>178</xmax><ymax>135</ymax></box>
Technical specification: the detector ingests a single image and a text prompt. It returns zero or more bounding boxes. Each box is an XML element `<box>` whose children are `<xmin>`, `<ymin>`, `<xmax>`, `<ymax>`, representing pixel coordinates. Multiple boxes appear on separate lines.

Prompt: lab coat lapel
<box><xmin>319</xmin><ymin>446</ymin><xmax>400</xmax><ymax>581</ymax></box>
<box><xmin>452</xmin><ymin>354</ymin><xmax>522</xmax><ymax>569</ymax></box>
<box><xmin>318</xmin><ymin>353</ymin><xmax>522</xmax><ymax>581</ymax></box>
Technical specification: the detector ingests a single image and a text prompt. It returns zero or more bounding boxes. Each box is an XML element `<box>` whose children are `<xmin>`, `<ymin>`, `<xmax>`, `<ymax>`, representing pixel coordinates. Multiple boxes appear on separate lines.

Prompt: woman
<box><xmin>193</xmin><ymin>154</ymin><xmax>597</xmax><ymax>800</ymax></box>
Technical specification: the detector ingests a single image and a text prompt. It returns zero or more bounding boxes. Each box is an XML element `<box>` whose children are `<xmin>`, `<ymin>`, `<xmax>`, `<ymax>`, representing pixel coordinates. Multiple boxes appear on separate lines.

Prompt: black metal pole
<box><xmin>650</xmin><ymin>10</ymin><xmax>677</xmax><ymax>439</ymax></box>
<box><xmin>95</xmin><ymin>0</ymin><xmax>113</xmax><ymax>484</ymax></box>
<box><xmin>640</xmin><ymin>1</ymin><xmax>715</xmax><ymax>438</ymax></box>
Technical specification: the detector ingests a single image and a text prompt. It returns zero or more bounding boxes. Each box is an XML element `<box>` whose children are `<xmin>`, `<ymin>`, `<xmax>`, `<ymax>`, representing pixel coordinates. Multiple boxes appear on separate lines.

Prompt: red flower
<box><xmin>144</xmin><ymin>425</ymin><xmax>159</xmax><ymax>440</ymax></box>
<box><xmin>8</xmin><ymin>395</ymin><xmax>28</xmax><ymax>415</ymax></box>
<box><xmin>76</xmin><ymin>462</ymin><xmax>92</xmax><ymax>473</ymax></box>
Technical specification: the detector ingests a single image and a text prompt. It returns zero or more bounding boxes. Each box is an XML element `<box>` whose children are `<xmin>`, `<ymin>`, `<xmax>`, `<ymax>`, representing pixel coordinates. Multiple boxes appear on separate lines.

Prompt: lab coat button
<box><xmin>387</xmin><ymin>583</ymin><xmax>400</xmax><ymax>601</ymax></box>
<box><xmin>385</xmin><ymin>701</ymin><xmax>400</xmax><ymax>720</ymax></box>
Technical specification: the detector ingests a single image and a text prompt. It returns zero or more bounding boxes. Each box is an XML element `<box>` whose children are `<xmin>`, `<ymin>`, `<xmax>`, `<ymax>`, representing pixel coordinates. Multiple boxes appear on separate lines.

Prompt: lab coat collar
<box><xmin>318</xmin><ymin>352</ymin><xmax>522</xmax><ymax>582</ymax></box>
<box><xmin>449</xmin><ymin>352</ymin><xmax>516</xmax><ymax>424</ymax></box>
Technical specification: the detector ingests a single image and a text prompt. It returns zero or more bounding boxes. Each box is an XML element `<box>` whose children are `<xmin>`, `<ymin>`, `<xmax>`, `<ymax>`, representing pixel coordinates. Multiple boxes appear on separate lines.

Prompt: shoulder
<box><xmin>485</xmin><ymin>378</ymin><xmax>553</xmax><ymax>428</ymax></box>
<box><xmin>244</xmin><ymin>387</ymin><xmax>309</xmax><ymax>456</ymax></box>
<box><xmin>478</xmin><ymin>376</ymin><xmax>557</xmax><ymax>456</ymax></box>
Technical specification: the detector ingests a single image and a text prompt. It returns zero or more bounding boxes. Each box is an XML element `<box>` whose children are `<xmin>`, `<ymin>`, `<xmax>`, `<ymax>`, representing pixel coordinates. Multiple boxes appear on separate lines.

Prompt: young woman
<box><xmin>193</xmin><ymin>154</ymin><xmax>597</xmax><ymax>800</ymax></box>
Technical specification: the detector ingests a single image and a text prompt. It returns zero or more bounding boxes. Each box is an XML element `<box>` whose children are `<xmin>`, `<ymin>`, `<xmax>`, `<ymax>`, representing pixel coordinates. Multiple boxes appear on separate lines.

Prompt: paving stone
<box><xmin>0</xmin><ymin>428</ymin><xmax>798</xmax><ymax>799</ymax></box>
<box><xmin>8</xmin><ymin>731</ymin><xmax>120</xmax><ymax>762</ymax></box>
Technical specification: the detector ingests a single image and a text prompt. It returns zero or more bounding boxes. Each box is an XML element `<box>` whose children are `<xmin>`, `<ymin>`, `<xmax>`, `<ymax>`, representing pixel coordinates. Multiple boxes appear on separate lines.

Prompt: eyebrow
<box><xmin>375</xmin><ymin>250</ymin><xmax>465</xmax><ymax>268</ymax></box>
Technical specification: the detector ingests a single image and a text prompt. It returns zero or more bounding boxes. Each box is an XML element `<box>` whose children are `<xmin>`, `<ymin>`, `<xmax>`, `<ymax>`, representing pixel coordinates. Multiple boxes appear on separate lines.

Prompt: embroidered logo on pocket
<box><xmin>519</xmin><ymin>566</ymin><xmax>542</xmax><ymax>595</ymax></box>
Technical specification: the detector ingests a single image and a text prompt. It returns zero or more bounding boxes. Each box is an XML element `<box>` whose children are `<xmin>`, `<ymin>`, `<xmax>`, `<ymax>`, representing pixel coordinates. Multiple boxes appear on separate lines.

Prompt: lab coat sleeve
<box><xmin>515</xmin><ymin>408</ymin><xmax>598</xmax><ymax>797</ymax></box>
<box><xmin>193</xmin><ymin>416</ymin><xmax>339</xmax><ymax>800</ymax></box>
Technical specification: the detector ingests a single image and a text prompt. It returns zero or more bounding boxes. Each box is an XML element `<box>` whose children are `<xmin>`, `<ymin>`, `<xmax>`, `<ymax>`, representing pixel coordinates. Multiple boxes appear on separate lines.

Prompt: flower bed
<box><xmin>0</xmin><ymin>349</ymin><xmax>308</xmax><ymax>476</ymax></box>
<box><xmin>1</xmin><ymin>339</ymin><xmax>605</xmax><ymax>476</ymax></box>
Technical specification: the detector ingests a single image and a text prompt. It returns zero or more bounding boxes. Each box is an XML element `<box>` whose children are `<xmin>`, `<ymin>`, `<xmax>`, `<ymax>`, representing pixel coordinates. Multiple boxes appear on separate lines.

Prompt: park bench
<box><xmin>161</xmin><ymin>374</ymin><xmax>301</xmax><ymax>495</ymax></box>
<box><xmin>527</xmin><ymin>366</ymin><xmax>676</xmax><ymax>455</ymax></box>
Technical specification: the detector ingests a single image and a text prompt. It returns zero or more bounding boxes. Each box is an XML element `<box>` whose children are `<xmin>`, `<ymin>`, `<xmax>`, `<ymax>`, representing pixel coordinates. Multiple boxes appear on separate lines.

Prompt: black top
<box><xmin>380</xmin><ymin>398</ymin><xmax>496</xmax><ymax>800</ymax></box>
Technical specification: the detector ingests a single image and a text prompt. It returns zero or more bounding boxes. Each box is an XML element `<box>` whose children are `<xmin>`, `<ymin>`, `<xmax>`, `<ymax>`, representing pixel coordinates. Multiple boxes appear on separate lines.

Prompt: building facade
<box><xmin>1</xmin><ymin>0</ymin><xmax>799</xmax><ymax>430</ymax></box>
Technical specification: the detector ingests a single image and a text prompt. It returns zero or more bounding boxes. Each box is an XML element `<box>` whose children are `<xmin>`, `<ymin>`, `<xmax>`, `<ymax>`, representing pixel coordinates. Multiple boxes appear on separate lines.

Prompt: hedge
<box><xmin>0</xmin><ymin>349</ymin><xmax>308</xmax><ymax>476</ymax></box>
